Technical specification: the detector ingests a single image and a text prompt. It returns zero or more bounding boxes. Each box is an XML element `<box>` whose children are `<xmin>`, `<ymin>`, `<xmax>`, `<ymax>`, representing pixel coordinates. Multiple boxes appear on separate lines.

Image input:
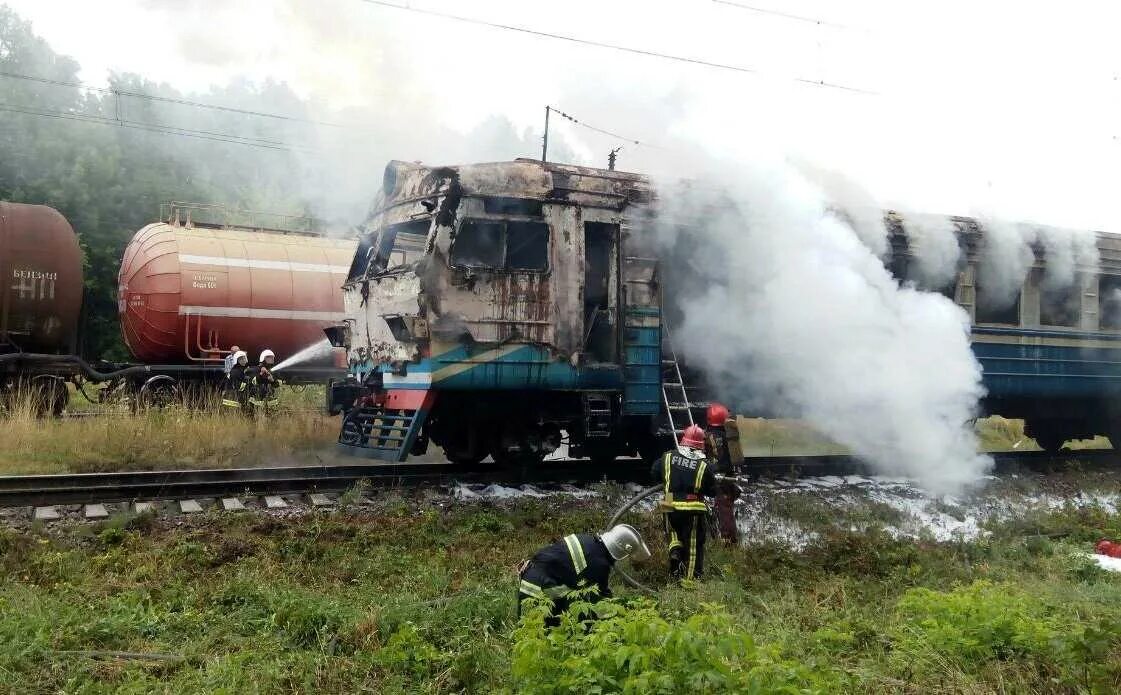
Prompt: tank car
<box><xmin>327</xmin><ymin>159</ymin><xmax>665</xmax><ymax>464</ymax></box>
<box><xmin>0</xmin><ymin>202</ymin><xmax>85</xmax><ymax>411</ymax></box>
<box><xmin>118</xmin><ymin>204</ymin><xmax>356</xmax><ymax>368</ymax></box>
<box><xmin>1</xmin><ymin>201</ymin><xmax>356</xmax><ymax>412</ymax></box>
<box><xmin>0</xmin><ymin>202</ymin><xmax>83</xmax><ymax>356</ymax></box>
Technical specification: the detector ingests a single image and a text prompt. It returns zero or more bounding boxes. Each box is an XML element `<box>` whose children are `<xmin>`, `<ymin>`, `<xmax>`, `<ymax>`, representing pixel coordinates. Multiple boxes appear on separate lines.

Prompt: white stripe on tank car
<box><xmin>179</xmin><ymin>254</ymin><xmax>348</xmax><ymax>274</ymax></box>
<box><xmin>178</xmin><ymin>306</ymin><xmax>346</xmax><ymax>321</ymax></box>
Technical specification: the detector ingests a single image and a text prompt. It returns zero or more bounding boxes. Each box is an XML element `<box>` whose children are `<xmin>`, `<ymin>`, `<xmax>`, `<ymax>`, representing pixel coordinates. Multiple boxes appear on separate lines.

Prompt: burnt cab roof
<box><xmin>378</xmin><ymin>159</ymin><xmax>654</xmax><ymax>215</ymax></box>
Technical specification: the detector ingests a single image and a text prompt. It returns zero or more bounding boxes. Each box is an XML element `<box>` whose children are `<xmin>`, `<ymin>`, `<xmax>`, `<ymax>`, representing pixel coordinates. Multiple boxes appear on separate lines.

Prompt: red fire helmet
<box><xmin>706</xmin><ymin>403</ymin><xmax>730</xmax><ymax>427</ymax></box>
<box><xmin>680</xmin><ymin>425</ymin><xmax>706</xmax><ymax>450</ymax></box>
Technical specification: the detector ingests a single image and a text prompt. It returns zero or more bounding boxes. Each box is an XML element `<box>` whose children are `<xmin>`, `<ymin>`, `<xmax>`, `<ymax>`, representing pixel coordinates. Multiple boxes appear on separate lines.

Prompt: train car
<box><xmin>119</xmin><ymin>203</ymin><xmax>355</xmax><ymax>370</ymax></box>
<box><xmin>1</xmin><ymin>201</ymin><xmax>356</xmax><ymax>412</ymax></box>
<box><xmin>327</xmin><ymin>159</ymin><xmax>664</xmax><ymax>463</ymax></box>
<box><xmin>0</xmin><ymin>202</ymin><xmax>84</xmax><ymax>356</ymax></box>
<box><xmin>886</xmin><ymin>213</ymin><xmax>1121</xmax><ymax>450</ymax></box>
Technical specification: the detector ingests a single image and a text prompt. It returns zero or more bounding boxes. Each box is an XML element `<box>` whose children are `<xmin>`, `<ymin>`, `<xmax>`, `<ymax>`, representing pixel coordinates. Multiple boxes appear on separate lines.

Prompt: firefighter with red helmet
<box><xmin>705</xmin><ymin>403</ymin><xmax>742</xmax><ymax>543</ymax></box>
<box><xmin>651</xmin><ymin>424</ymin><xmax>717</xmax><ymax>580</ymax></box>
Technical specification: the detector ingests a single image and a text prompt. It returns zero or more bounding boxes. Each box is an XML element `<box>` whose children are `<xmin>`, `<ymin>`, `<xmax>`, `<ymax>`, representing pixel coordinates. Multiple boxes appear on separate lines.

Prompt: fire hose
<box><xmin>607</xmin><ymin>475</ymin><xmax>738</xmax><ymax>595</ymax></box>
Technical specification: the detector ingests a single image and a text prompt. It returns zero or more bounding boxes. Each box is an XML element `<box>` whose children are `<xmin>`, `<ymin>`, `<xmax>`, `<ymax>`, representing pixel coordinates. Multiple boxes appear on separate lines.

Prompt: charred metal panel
<box><xmin>545</xmin><ymin>203</ymin><xmax>583</xmax><ymax>355</ymax></box>
<box><xmin>343</xmin><ymin>272</ymin><xmax>422</xmax><ymax>364</ymax></box>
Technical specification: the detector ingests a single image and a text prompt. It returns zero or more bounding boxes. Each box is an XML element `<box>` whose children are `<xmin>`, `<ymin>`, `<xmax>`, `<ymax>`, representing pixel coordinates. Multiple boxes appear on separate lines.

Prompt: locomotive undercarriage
<box><xmin>420</xmin><ymin>390</ymin><xmax>659</xmax><ymax>466</ymax></box>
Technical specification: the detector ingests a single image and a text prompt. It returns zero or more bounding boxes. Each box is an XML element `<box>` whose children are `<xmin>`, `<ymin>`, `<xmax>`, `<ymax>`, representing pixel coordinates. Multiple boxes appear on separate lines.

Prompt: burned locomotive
<box><xmin>328</xmin><ymin>159</ymin><xmax>667</xmax><ymax>464</ymax></box>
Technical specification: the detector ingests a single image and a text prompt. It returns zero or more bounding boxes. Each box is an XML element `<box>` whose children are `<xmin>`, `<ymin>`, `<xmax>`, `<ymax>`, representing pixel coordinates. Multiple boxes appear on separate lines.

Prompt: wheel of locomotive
<box><xmin>138</xmin><ymin>375</ymin><xmax>179</xmax><ymax>410</ymax></box>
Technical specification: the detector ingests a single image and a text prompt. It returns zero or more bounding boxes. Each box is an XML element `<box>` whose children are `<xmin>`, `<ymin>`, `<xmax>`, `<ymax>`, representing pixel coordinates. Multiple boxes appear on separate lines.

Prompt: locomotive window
<box><xmin>1100</xmin><ymin>276</ymin><xmax>1121</xmax><ymax>329</ymax></box>
<box><xmin>451</xmin><ymin>220</ymin><xmax>505</xmax><ymax>269</ymax></box>
<box><xmin>505</xmin><ymin>221</ymin><xmax>549</xmax><ymax>271</ymax></box>
<box><xmin>1040</xmin><ymin>281</ymin><xmax>1081</xmax><ymax>328</ymax></box>
<box><xmin>385</xmin><ymin>219</ymin><xmax>430</xmax><ymax>270</ymax></box>
<box><xmin>347</xmin><ymin>233</ymin><xmax>376</xmax><ymax>281</ymax></box>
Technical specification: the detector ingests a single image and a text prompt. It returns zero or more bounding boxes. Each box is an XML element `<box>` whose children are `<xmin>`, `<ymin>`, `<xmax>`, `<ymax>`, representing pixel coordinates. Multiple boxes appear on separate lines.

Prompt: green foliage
<box><xmin>894</xmin><ymin>581</ymin><xmax>1065</xmax><ymax>663</ymax></box>
<box><xmin>892</xmin><ymin>580</ymin><xmax>1121</xmax><ymax>689</ymax></box>
<box><xmin>512</xmin><ymin>598</ymin><xmax>833</xmax><ymax>694</ymax></box>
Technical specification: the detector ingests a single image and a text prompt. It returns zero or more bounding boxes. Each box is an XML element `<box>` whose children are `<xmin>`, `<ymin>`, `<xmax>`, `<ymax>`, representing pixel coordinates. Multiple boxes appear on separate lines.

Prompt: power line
<box><xmin>710</xmin><ymin>0</ymin><xmax>851</xmax><ymax>30</ymax></box>
<box><xmin>547</xmin><ymin>105</ymin><xmax>669</xmax><ymax>151</ymax></box>
<box><xmin>0</xmin><ymin>103</ymin><xmax>315</xmax><ymax>153</ymax></box>
<box><xmin>0</xmin><ymin>71</ymin><xmax>360</xmax><ymax>130</ymax></box>
<box><xmin>358</xmin><ymin>0</ymin><xmax>876</xmax><ymax>95</ymax></box>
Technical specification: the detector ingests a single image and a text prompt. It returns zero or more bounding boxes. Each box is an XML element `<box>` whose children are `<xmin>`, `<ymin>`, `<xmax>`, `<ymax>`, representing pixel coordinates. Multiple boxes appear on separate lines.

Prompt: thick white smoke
<box><xmin>903</xmin><ymin>214</ymin><xmax>962</xmax><ymax>291</ymax></box>
<box><xmin>977</xmin><ymin>219</ymin><xmax>1036</xmax><ymax>310</ymax></box>
<box><xmin>1036</xmin><ymin>224</ymin><xmax>1100</xmax><ymax>292</ymax></box>
<box><xmin>656</xmin><ymin>161</ymin><xmax>991</xmax><ymax>493</ymax></box>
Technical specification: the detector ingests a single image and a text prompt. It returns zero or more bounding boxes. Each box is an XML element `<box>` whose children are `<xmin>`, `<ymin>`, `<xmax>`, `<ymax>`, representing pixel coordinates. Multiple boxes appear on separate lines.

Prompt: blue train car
<box><xmin>327</xmin><ymin>160</ymin><xmax>666</xmax><ymax>463</ymax></box>
<box><xmin>887</xmin><ymin>214</ymin><xmax>1121</xmax><ymax>450</ymax></box>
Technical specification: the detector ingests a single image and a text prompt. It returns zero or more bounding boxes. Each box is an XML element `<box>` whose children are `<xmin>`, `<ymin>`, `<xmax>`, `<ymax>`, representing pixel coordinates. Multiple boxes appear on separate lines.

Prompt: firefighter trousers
<box><xmin>665</xmin><ymin>511</ymin><xmax>706</xmax><ymax>580</ymax></box>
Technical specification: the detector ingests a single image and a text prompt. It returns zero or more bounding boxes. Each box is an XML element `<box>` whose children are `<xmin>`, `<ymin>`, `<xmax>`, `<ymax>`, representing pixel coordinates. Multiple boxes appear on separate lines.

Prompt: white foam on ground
<box><xmin>451</xmin><ymin>482</ymin><xmax>598</xmax><ymax>500</ymax></box>
<box><xmin>733</xmin><ymin>474</ymin><xmax>1121</xmax><ymax>547</ymax></box>
<box><xmin>1091</xmin><ymin>553</ymin><xmax>1121</xmax><ymax>573</ymax></box>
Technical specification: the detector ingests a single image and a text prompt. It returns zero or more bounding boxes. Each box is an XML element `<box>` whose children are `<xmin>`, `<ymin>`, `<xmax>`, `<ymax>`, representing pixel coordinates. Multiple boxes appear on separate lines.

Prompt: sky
<box><xmin>4</xmin><ymin>0</ymin><xmax>1119</xmax><ymax>231</ymax></box>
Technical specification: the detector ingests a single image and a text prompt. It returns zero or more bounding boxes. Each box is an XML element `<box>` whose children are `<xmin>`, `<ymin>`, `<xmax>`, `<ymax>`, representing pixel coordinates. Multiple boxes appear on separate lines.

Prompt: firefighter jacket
<box><xmin>705</xmin><ymin>426</ymin><xmax>732</xmax><ymax>474</ymax></box>
<box><xmin>518</xmin><ymin>533</ymin><xmax>614</xmax><ymax>603</ymax></box>
<box><xmin>222</xmin><ymin>365</ymin><xmax>250</xmax><ymax>408</ymax></box>
<box><xmin>651</xmin><ymin>447</ymin><xmax>717</xmax><ymax>512</ymax></box>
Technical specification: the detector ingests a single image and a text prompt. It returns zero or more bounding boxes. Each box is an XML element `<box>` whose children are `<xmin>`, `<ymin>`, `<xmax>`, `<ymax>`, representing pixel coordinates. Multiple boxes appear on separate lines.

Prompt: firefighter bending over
<box><xmin>705</xmin><ymin>403</ymin><xmax>742</xmax><ymax>544</ymax></box>
<box><xmin>653</xmin><ymin>424</ymin><xmax>717</xmax><ymax>580</ymax></box>
<box><xmin>517</xmin><ymin>524</ymin><xmax>650</xmax><ymax>625</ymax></box>
<box><xmin>222</xmin><ymin>351</ymin><xmax>250</xmax><ymax>412</ymax></box>
<box><xmin>250</xmin><ymin>349</ymin><xmax>280</xmax><ymax>413</ymax></box>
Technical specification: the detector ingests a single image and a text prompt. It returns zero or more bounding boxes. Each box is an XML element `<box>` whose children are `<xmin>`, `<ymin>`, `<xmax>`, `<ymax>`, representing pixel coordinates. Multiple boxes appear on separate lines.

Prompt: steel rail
<box><xmin>0</xmin><ymin>450</ymin><xmax>1114</xmax><ymax>508</ymax></box>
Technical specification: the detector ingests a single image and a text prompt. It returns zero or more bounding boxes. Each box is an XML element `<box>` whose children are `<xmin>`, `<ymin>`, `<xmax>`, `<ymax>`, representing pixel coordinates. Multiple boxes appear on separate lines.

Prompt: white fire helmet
<box><xmin>233</xmin><ymin>350</ymin><xmax>248</xmax><ymax>365</ymax></box>
<box><xmin>599</xmin><ymin>524</ymin><xmax>651</xmax><ymax>562</ymax></box>
<box><xmin>260</xmin><ymin>349</ymin><xmax>275</xmax><ymax>364</ymax></box>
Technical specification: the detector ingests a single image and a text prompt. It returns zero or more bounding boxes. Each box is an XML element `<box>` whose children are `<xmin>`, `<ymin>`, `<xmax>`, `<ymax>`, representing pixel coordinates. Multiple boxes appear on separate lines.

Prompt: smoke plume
<box><xmin>655</xmin><ymin>160</ymin><xmax>991</xmax><ymax>493</ymax></box>
<box><xmin>903</xmin><ymin>213</ymin><xmax>962</xmax><ymax>291</ymax></box>
<box><xmin>977</xmin><ymin>219</ymin><xmax>1036</xmax><ymax>311</ymax></box>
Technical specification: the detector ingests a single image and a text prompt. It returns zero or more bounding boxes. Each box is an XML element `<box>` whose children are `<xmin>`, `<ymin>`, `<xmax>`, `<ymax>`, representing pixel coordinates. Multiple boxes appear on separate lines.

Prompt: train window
<box><xmin>347</xmin><ymin>233</ymin><xmax>376</xmax><ymax>281</ymax></box>
<box><xmin>505</xmin><ymin>221</ymin><xmax>549</xmax><ymax>271</ymax></box>
<box><xmin>1101</xmin><ymin>276</ymin><xmax>1121</xmax><ymax>329</ymax></box>
<box><xmin>451</xmin><ymin>220</ymin><xmax>505</xmax><ymax>269</ymax></box>
<box><xmin>383</xmin><ymin>219</ymin><xmax>430</xmax><ymax>270</ymax></box>
<box><xmin>1040</xmin><ymin>282</ymin><xmax>1081</xmax><ymax>328</ymax></box>
<box><xmin>975</xmin><ymin>287</ymin><xmax>1020</xmax><ymax>325</ymax></box>
<box><xmin>483</xmin><ymin>197</ymin><xmax>543</xmax><ymax>216</ymax></box>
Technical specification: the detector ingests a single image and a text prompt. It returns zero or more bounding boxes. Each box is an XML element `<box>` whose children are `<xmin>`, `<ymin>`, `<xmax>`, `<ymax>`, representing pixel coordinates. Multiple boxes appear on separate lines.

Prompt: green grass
<box><xmin>1</xmin><ymin>488</ymin><xmax>1120</xmax><ymax>693</ymax></box>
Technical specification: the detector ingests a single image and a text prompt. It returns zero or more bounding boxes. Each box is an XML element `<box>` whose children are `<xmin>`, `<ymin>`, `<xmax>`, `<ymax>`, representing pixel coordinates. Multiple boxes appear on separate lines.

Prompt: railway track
<box><xmin>0</xmin><ymin>449</ymin><xmax>1115</xmax><ymax>511</ymax></box>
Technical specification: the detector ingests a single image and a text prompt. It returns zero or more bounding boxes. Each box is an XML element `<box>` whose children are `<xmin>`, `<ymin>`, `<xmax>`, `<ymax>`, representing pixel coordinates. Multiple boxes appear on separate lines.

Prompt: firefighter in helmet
<box><xmin>517</xmin><ymin>524</ymin><xmax>650</xmax><ymax>626</ymax></box>
<box><xmin>250</xmin><ymin>349</ymin><xmax>280</xmax><ymax>413</ymax></box>
<box><xmin>222</xmin><ymin>350</ymin><xmax>250</xmax><ymax>413</ymax></box>
<box><xmin>705</xmin><ymin>403</ymin><xmax>742</xmax><ymax>543</ymax></box>
<box><xmin>652</xmin><ymin>424</ymin><xmax>718</xmax><ymax>580</ymax></box>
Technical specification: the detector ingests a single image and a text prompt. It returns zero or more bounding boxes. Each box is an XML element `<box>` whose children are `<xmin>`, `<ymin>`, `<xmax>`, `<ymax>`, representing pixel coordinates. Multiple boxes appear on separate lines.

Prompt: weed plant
<box><xmin>0</xmin><ymin>492</ymin><xmax>1119</xmax><ymax>693</ymax></box>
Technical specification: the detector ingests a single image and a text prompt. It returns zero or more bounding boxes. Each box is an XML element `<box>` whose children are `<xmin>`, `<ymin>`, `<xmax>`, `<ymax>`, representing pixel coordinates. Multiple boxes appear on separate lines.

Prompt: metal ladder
<box><xmin>659</xmin><ymin>320</ymin><xmax>696</xmax><ymax>439</ymax></box>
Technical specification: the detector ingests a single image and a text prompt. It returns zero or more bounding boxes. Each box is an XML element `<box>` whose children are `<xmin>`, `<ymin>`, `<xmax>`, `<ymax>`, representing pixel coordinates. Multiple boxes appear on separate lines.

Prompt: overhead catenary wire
<box><xmin>0</xmin><ymin>70</ymin><xmax>360</xmax><ymax>131</ymax></box>
<box><xmin>710</xmin><ymin>0</ymin><xmax>851</xmax><ymax>30</ymax></box>
<box><xmin>0</xmin><ymin>103</ymin><xmax>316</xmax><ymax>153</ymax></box>
<box><xmin>547</xmin><ymin>105</ymin><xmax>671</xmax><ymax>151</ymax></box>
<box><xmin>357</xmin><ymin>0</ymin><xmax>876</xmax><ymax>95</ymax></box>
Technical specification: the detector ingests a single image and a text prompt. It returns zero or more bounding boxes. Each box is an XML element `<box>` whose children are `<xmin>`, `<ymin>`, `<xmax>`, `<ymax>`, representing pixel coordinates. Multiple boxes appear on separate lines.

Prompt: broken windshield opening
<box><xmin>372</xmin><ymin>219</ymin><xmax>431</xmax><ymax>274</ymax></box>
<box><xmin>347</xmin><ymin>232</ymin><xmax>376</xmax><ymax>281</ymax></box>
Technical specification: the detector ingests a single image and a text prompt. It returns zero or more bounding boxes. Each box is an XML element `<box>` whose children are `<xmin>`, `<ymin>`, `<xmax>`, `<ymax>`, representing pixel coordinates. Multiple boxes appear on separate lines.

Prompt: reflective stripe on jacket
<box><xmin>653</xmin><ymin>449</ymin><xmax>717</xmax><ymax>512</ymax></box>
